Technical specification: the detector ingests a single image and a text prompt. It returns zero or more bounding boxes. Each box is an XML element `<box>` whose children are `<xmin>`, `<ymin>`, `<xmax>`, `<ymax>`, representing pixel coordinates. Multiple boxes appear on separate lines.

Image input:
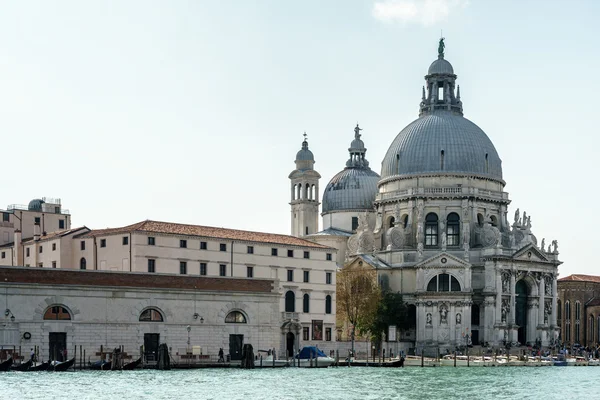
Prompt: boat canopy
<box><xmin>296</xmin><ymin>346</ymin><xmax>326</xmax><ymax>359</ymax></box>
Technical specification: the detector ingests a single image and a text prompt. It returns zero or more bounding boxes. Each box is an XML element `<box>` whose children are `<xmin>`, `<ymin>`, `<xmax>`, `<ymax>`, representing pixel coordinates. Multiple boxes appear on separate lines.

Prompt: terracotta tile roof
<box><xmin>21</xmin><ymin>226</ymin><xmax>90</xmax><ymax>244</ymax></box>
<box><xmin>77</xmin><ymin>220</ymin><xmax>332</xmax><ymax>249</ymax></box>
<box><xmin>558</xmin><ymin>274</ymin><xmax>600</xmax><ymax>283</ymax></box>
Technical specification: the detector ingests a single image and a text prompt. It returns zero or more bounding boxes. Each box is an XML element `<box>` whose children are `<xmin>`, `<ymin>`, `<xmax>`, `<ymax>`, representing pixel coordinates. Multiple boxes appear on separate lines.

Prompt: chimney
<box><xmin>34</xmin><ymin>223</ymin><xmax>41</xmax><ymax>242</ymax></box>
<box><xmin>14</xmin><ymin>230</ymin><xmax>21</xmax><ymax>266</ymax></box>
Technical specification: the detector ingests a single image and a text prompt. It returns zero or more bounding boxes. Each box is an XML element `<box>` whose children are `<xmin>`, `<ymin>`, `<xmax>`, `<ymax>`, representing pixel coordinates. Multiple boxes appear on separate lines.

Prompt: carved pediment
<box><xmin>512</xmin><ymin>244</ymin><xmax>550</xmax><ymax>263</ymax></box>
<box><xmin>415</xmin><ymin>252</ymin><xmax>471</xmax><ymax>269</ymax></box>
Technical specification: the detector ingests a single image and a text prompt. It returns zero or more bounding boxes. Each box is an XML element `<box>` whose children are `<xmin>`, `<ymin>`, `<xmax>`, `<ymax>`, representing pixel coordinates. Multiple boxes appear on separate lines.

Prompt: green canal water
<box><xmin>0</xmin><ymin>367</ymin><xmax>594</xmax><ymax>399</ymax></box>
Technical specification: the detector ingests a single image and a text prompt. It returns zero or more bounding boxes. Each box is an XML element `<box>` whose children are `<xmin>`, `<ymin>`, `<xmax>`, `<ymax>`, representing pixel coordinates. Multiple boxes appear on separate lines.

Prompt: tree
<box><xmin>368</xmin><ymin>291</ymin><xmax>408</xmax><ymax>345</ymax></box>
<box><xmin>336</xmin><ymin>263</ymin><xmax>381</xmax><ymax>356</ymax></box>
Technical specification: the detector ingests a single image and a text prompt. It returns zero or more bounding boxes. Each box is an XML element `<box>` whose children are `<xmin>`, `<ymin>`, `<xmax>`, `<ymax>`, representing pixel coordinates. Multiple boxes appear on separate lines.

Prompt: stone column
<box><xmin>551</xmin><ymin>276</ymin><xmax>558</xmax><ymax>327</ymax></box>
<box><xmin>538</xmin><ymin>278</ymin><xmax>545</xmax><ymax>326</ymax></box>
<box><xmin>510</xmin><ymin>272</ymin><xmax>516</xmax><ymax>325</ymax></box>
<box><xmin>495</xmin><ymin>268</ymin><xmax>502</xmax><ymax>324</ymax></box>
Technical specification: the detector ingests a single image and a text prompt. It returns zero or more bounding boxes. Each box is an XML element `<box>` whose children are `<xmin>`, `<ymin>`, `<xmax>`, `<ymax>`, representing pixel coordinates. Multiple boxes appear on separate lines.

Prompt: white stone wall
<box><xmin>0</xmin><ymin>282</ymin><xmax>280</xmax><ymax>362</ymax></box>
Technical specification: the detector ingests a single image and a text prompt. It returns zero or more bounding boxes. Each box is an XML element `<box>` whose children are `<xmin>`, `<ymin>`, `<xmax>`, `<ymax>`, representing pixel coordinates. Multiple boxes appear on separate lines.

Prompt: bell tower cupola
<box><xmin>289</xmin><ymin>133</ymin><xmax>321</xmax><ymax>237</ymax></box>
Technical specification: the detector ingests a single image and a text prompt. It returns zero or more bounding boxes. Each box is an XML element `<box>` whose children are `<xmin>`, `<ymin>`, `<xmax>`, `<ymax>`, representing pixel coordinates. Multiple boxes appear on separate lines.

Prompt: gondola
<box><xmin>11</xmin><ymin>359</ymin><xmax>33</xmax><ymax>372</ymax></box>
<box><xmin>52</xmin><ymin>357</ymin><xmax>75</xmax><ymax>372</ymax></box>
<box><xmin>29</xmin><ymin>361</ymin><xmax>51</xmax><ymax>371</ymax></box>
<box><xmin>122</xmin><ymin>357</ymin><xmax>142</xmax><ymax>370</ymax></box>
<box><xmin>0</xmin><ymin>357</ymin><xmax>13</xmax><ymax>372</ymax></box>
<box><xmin>89</xmin><ymin>360</ymin><xmax>111</xmax><ymax>370</ymax></box>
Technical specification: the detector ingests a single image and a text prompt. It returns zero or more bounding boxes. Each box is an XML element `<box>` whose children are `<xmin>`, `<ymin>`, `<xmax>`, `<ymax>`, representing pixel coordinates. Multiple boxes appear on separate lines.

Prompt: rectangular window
<box><xmin>351</xmin><ymin>217</ymin><xmax>359</xmax><ymax>231</ymax></box>
<box><xmin>52</xmin><ymin>261</ymin><xmax>57</xmax><ymax>269</ymax></box>
<box><xmin>200</xmin><ymin>241</ymin><xmax>207</xmax><ymax>250</ymax></box>
<box><xmin>219</xmin><ymin>264</ymin><xmax>227</xmax><ymax>276</ymax></box>
<box><xmin>80</xmin><ymin>241</ymin><xmax>85</xmax><ymax>251</ymax></box>
<box><xmin>180</xmin><ymin>261</ymin><xmax>187</xmax><ymax>275</ymax></box>
<box><xmin>247</xmin><ymin>246</ymin><xmax>254</xmax><ymax>254</ymax></box>
<box><xmin>200</xmin><ymin>262</ymin><xmax>207</xmax><ymax>276</ymax></box>
<box><xmin>247</xmin><ymin>266</ymin><xmax>254</xmax><ymax>278</ymax></box>
<box><xmin>303</xmin><ymin>327</ymin><xmax>310</xmax><ymax>341</ymax></box>
<box><xmin>220</xmin><ymin>243</ymin><xmax>227</xmax><ymax>252</ymax></box>
<box><xmin>123</xmin><ymin>236</ymin><xmax>129</xmax><ymax>245</ymax></box>
<box><xmin>303</xmin><ymin>251</ymin><xmax>310</xmax><ymax>259</ymax></box>
<box><xmin>271</xmin><ymin>248</ymin><xmax>278</xmax><ymax>256</ymax></box>
<box><xmin>39</xmin><ymin>246</ymin><xmax>43</xmax><ymax>253</ymax></box>
<box><xmin>1</xmin><ymin>252</ymin><xmax>5</xmax><ymax>259</ymax></box>
<box><xmin>326</xmin><ymin>253</ymin><xmax>332</xmax><ymax>261</ymax></box>
<box><xmin>148</xmin><ymin>259</ymin><xmax>156</xmax><ymax>273</ymax></box>
<box><xmin>2</xmin><ymin>212</ymin><xmax>9</xmax><ymax>222</ymax></box>
<box><xmin>303</xmin><ymin>270</ymin><xmax>309</xmax><ymax>283</ymax></box>
<box><xmin>180</xmin><ymin>239</ymin><xmax>187</xmax><ymax>248</ymax></box>
<box><xmin>100</xmin><ymin>239</ymin><xmax>106</xmax><ymax>248</ymax></box>
<box><xmin>326</xmin><ymin>272</ymin><xmax>332</xmax><ymax>285</ymax></box>
<box><xmin>287</xmin><ymin>270</ymin><xmax>294</xmax><ymax>282</ymax></box>
<box><xmin>148</xmin><ymin>237</ymin><xmax>155</xmax><ymax>246</ymax></box>
<box><xmin>26</xmin><ymin>247</ymin><xmax>30</xmax><ymax>257</ymax></box>
<box><xmin>287</xmin><ymin>249</ymin><xmax>294</xmax><ymax>258</ymax></box>
<box><xmin>59</xmin><ymin>219</ymin><xmax>65</xmax><ymax>229</ymax></box>
<box><xmin>34</xmin><ymin>217</ymin><xmax>41</xmax><ymax>225</ymax></box>
<box><xmin>52</xmin><ymin>243</ymin><xmax>56</xmax><ymax>251</ymax></box>
<box><xmin>326</xmin><ymin>328</ymin><xmax>332</xmax><ymax>342</ymax></box>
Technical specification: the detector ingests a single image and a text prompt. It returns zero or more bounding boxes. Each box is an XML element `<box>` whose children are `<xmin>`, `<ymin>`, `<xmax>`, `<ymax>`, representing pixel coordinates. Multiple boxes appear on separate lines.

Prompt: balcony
<box><xmin>281</xmin><ymin>312</ymin><xmax>299</xmax><ymax>321</ymax></box>
<box><xmin>377</xmin><ymin>187</ymin><xmax>508</xmax><ymax>202</ymax></box>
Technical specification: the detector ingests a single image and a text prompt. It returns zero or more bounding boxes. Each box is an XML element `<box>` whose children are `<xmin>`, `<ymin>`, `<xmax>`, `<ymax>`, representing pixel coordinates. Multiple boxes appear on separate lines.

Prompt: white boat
<box><xmin>254</xmin><ymin>351</ymin><xmax>290</xmax><ymax>368</ymax></box>
<box><xmin>293</xmin><ymin>347</ymin><xmax>335</xmax><ymax>368</ymax></box>
<box><xmin>403</xmin><ymin>355</ymin><xmax>439</xmax><ymax>367</ymax></box>
<box><xmin>440</xmin><ymin>355</ymin><xmax>488</xmax><ymax>367</ymax></box>
<box><xmin>588</xmin><ymin>359</ymin><xmax>600</xmax><ymax>366</ymax></box>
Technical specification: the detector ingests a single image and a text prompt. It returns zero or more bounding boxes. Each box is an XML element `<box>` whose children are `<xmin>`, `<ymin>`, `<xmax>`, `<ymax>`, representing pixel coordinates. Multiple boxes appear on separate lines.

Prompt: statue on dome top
<box><xmin>438</xmin><ymin>37</ymin><xmax>445</xmax><ymax>58</ymax></box>
<box><xmin>354</xmin><ymin>123</ymin><xmax>362</xmax><ymax>140</ymax></box>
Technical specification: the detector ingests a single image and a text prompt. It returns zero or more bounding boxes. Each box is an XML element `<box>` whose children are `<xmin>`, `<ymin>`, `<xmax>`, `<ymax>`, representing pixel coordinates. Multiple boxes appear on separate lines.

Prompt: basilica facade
<box><xmin>293</xmin><ymin>40</ymin><xmax>562</xmax><ymax>350</ymax></box>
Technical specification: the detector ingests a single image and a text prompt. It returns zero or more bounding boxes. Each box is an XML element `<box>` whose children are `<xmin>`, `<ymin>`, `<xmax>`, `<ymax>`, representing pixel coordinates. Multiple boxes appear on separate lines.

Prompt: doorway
<box><xmin>229</xmin><ymin>334</ymin><xmax>244</xmax><ymax>361</ymax></box>
<box><xmin>286</xmin><ymin>332</ymin><xmax>295</xmax><ymax>357</ymax></box>
<box><xmin>144</xmin><ymin>333</ymin><xmax>160</xmax><ymax>361</ymax></box>
<box><xmin>49</xmin><ymin>332</ymin><xmax>67</xmax><ymax>362</ymax></box>
<box><xmin>515</xmin><ymin>280</ymin><xmax>529</xmax><ymax>345</ymax></box>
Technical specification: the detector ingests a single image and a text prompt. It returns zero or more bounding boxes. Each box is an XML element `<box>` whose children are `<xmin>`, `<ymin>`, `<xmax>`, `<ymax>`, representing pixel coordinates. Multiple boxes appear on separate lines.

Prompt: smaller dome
<box><xmin>322</xmin><ymin>168</ymin><xmax>380</xmax><ymax>213</ymax></box>
<box><xmin>28</xmin><ymin>199</ymin><xmax>44</xmax><ymax>211</ymax></box>
<box><xmin>428</xmin><ymin>58</ymin><xmax>454</xmax><ymax>75</ymax></box>
<box><xmin>296</xmin><ymin>141</ymin><xmax>314</xmax><ymax>161</ymax></box>
<box><xmin>350</xmin><ymin>138</ymin><xmax>365</xmax><ymax>149</ymax></box>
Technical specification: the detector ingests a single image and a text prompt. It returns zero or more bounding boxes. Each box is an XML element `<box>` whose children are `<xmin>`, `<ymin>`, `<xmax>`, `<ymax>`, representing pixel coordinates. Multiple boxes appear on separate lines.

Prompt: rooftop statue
<box><xmin>354</xmin><ymin>123</ymin><xmax>362</xmax><ymax>140</ymax></box>
<box><xmin>438</xmin><ymin>37</ymin><xmax>445</xmax><ymax>58</ymax></box>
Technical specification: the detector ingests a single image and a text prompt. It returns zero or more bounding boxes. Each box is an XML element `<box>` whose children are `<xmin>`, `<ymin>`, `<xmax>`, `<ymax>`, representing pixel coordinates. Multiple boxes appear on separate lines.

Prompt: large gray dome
<box><xmin>380</xmin><ymin>111</ymin><xmax>503</xmax><ymax>181</ymax></box>
<box><xmin>322</xmin><ymin>168</ymin><xmax>380</xmax><ymax>213</ymax></box>
<box><xmin>428</xmin><ymin>58</ymin><xmax>454</xmax><ymax>75</ymax></box>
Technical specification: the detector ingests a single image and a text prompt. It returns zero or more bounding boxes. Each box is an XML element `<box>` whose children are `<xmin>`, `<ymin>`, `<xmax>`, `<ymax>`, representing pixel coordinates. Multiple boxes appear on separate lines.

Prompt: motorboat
<box><xmin>293</xmin><ymin>347</ymin><xmax>335</xmax><ymax>368</ymax></box>
<box><xmin>403</xmin><ymin>355</ymin><xmax>439</xmax><ymax>367</ymax></box>
<box><xmin>254</xmin><ymin>351</ymin><xmax>290</xmax><ymax>368</ymax></box>
<box><xmin>574</xmin><ymin>357</ymin><xmax>588</xmax><ymax>366</ymax></box>
<box><xmin>587</xmin><ymin>358</ymin><xmax>600</xmax><ymax>366</ymax></box>
<box><xmin>440</xmin><ymin>355</ymin><xmax>491</xmax><ymax>367</ymax></box>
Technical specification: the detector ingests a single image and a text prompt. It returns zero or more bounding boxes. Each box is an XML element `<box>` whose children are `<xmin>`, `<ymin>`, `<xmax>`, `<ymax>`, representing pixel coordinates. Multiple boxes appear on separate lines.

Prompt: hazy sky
<box><xmin>1</xmin><ymin>1</ymin><xmax>597</xmax><ymax>277</ymax></box>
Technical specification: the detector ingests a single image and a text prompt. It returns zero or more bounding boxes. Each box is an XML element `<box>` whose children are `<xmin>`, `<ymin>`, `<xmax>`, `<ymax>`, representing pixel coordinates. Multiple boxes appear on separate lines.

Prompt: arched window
<box><xmin>305</xmin><ymin>183</ymin><xmax>310</xmax><ymax>200</ymax></box>
<box><xmin>440</xmin><ymin>150</ymin><xmax>445</xmax><ymax>170</ymax></box>
<box><xmin>225</xmin><ymin>311</ymin><xmax>247</xmax><ymax>323</ymax></box>
<box><xmin>589</xmin><ymin>315</ymin><xmax>594</xmax><ymax>344</ymax></box>
<box><xmin>446</xmin><ymin>213</ymin><xmax>460</xmax><ymax>246</ymax></box>
<box><xmin>471</xmin><ymin>304</ymin><xmax>480</xmax><ymax>326</ymax></box>
<box><xmin>303</xmin><ymin>294</ymin><xmax>310</xmax><ymax>313</ymax></box>
<box><xmin>477</xmin><ymin>213</ymin><xmax>484</xmax><ymax>227</ymax></box>
<box><xmin>297</xmin><ymin>184</ymin><xmax>302</xmax><ymax>200</ymax></box>
<box><xmin>566</xmin><ymin>301</ymin><xmax>571</xmax><ymax>320</ymax></box>
<box><xmin>485</xmin><ymin>153</ymin><xmax>489</xmax><ymax>173</ymax></box>
<box><xmin>80</xmin><ymin>257</ymin><xmax>86</xmax><ymax>270</ymax></box>
<box><xmin>425</xmin><ymin>213</ymin><xmax>438</xmax><ymax>246</ymax></box>
<box><xmin>426</xmin><ymin>274</ymin><xmax>461</xmax><ymax>292</ymax></box>
<box><xmin>401</xmin><ymin>214</ymin><xmax>409</xmax><ymax>229</ymax></box>
<box><xmin>305</xmin><ymin>226</ymin><xmax>309</xmax><ymax>235</ymax></box>
<box><xmin>557</xmin><ymin>300</ymin><xmax>562</xmax><ymax>325</ymax></box>
<box><xmin>285</xmin><ymin>291</ymin><xmax>295</xmax><ymax>313</ymax></box>
<box><xmin>490</xmin><ymin>215</ymin><xmax>498</xmax><ymax>227</ymax></box>
<box><xmin>139</xmin><ymin>308</ymin><xmax>164</xmax><ymax>322</ymax></box>
<box><xmin>575</xmin><ymin>301</ymin><xmax>581</xmax><ymax>320</ymax></box>
<box><xmin>388</xmin><ymin>216</ymin><xmax>395</xmax><ymax>229</ymax></box>
<box><xmin>325</xmin><ymin>295</ymin><xmax>332</xmax><ymax>314</ymax></box>
<box><xmin>43</xmin><ymin>305</ymin><xmax>71</xmax><ymax>320</ymax></box>
<box><xmin>565</xmin><ymin>301</ymin><xmax>571</xmax><ymax>343</ymax></box>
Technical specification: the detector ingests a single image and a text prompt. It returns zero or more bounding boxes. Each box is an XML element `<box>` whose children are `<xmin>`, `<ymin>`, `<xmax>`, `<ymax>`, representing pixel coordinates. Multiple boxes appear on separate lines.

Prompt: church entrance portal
<box><xmin>515</xmin><ymin>280</ymin><xmax>528</xmax><ymax>345</ymax></box>
<box><xmin>286</xmin><ymin>332</ymin><xmax>295</xmax><ymax>357</ymax></box>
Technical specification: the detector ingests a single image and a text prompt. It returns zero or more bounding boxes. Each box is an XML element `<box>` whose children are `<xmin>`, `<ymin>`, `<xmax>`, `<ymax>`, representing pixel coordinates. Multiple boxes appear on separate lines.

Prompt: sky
<box><xmin>0</xmin><ymin>0</ymin><xmax>598</xmax><ymax>277</ymax></box>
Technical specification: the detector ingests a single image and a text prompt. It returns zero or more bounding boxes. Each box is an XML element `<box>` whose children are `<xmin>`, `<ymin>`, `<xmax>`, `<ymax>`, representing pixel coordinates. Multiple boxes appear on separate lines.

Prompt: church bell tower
<box><xmin>289</xmin><ymin>134</ymin><xmax>320</xmax><ymax>237</ymax></box>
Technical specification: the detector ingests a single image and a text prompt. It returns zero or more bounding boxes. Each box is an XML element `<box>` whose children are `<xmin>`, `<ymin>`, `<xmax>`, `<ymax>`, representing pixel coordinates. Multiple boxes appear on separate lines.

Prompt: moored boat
<box><xmin>29</xmin><ymin>361</ymin><xmax>51</xmax><ymax>371</ymax></box>
<box><xmin>52</xmin><ymin>357</ymin><xmax>75</xmax><ymax>372</ymax></box>
<box><xmin>293</xmin><ymin>347</ymin><xmax>334</xmax><ymax>368</ymax></box>
<box><xmin>11</xmin><ymin>359</ymin><xmax>33</xmax><ymax>371</ymax></box>
<box><xmin>89</xmin><ymin>360</ymin><xmax>112</xmax><ymax>370</ymax></box>
<box><xmin>254</xmin><ymin>351</ymin><xmax>289</xmax><ymax>368</ymax></box>
<box><xmin>403</xmin><ymin>355</ymin><xmax>439</xmax><ymax>367</ymax></box>
<box><xmin>122</xmin><ymin>357</ymin><xmax>142</xmax><ymax>370</ymax></box>
<box><xmin>0</xmin><ymin>357</ymin><xmax>13</xmax><ymax>372</ymax></box>
<box><xmin>587</xmin><ymin>359</ymin><xmax>600</xmax><ymax>366</ymax></box>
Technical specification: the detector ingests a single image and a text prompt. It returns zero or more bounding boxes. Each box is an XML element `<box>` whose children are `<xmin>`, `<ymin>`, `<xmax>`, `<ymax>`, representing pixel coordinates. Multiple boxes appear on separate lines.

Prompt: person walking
<box><xmin>218</xmin><ymin>348</ymin><xmax>224</xmax><ymax>362</ymax></box>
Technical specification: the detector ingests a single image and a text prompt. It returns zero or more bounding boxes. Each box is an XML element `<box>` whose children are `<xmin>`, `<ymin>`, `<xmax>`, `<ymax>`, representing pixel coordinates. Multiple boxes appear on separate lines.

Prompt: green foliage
<box><xmin>368</xmin><ymin>290</ymin><xmax>408</xmax><ymax>343</ymax></box>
